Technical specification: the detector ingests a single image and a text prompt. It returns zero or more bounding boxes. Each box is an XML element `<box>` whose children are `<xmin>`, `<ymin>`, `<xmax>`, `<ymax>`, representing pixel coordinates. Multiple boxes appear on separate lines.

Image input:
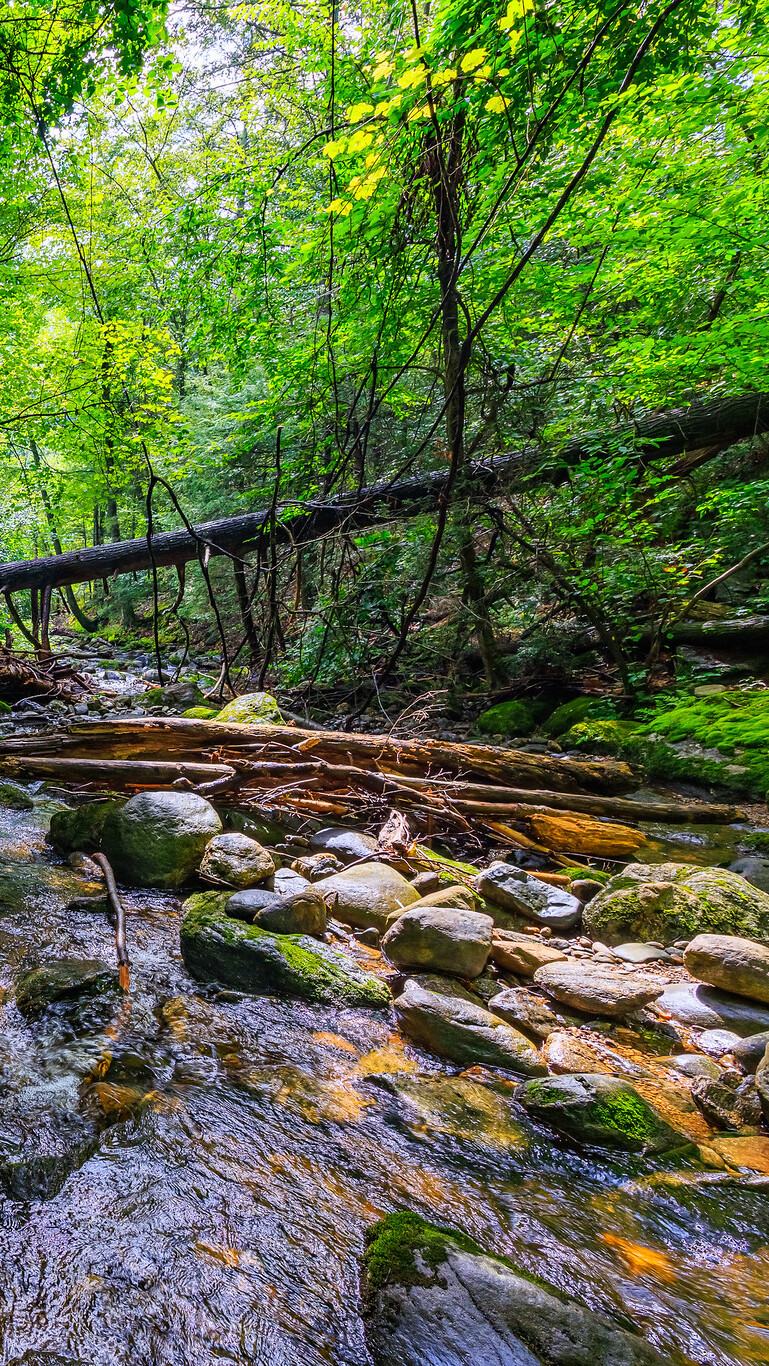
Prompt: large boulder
<box><xmin>315</xmin><ymin>861</ymin><xmax>421</xmax><ymax>931</ymax></box>
<box><xmin>583</xmin><ymin>863</ymin><xmax>769</xmax><ymax>946</ymax></box>
<box><xmin>362</xmin><ymin>1212</ymin><xmax>674</xmax><ymax>1366</ymax></box>
<box><xmin>382</xmin><ymin>907</ymin><xmax>493</xmax><ymax>978</ymax></box>
<box><xmin>215</xmin><ymin>691</ymin><xmax>282</xmax><ymax>724</ymax></box>
<box><xmin>474</xmin><ymin>863</ymin><xmax>581</xmax><ymax>930</ymax></box>
<box><xmin>101</xmin><ymin>790</ymin><xmax>222</xmax><ymax>887</ymax></box>
<box><xmin>516</xmin><ymin>1073</ymin><xmax>685</xmax><ymax>1154</ymax></box>
<box><xmin>393</xmin><ymin>981</ymin><xmax>545</xmax><ymax>1074</ymax></box>
<box><xmin>180</xmin><ymin>891</ymin><xmax>388</xmax><ymax>1007</ymax></box>
<box><xmin>199</xmin><ymin>832</ymin><xmax>274</xmax><ymax>888</ymax></box>
<box><xmin>532</xmin><ymin>961</ymin><xmax>663</xmax><ymax>1018</ymax></box>
<box><xmin>684</xmin><ymin>933</ymin><xmax>769</xmax><ymax>1004</ymax></box>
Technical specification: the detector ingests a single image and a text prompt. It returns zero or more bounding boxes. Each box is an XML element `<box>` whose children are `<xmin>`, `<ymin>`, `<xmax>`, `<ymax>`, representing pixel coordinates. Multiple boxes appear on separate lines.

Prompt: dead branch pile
<box><xmin>0</xmin><ymin>648</ymin><xmax>90</xmax><ymax>703</ymax></box>
<box><xmin>0</xmin><ymin>717</ymin><xmax>744</xmax><ymax>861</ymax></box>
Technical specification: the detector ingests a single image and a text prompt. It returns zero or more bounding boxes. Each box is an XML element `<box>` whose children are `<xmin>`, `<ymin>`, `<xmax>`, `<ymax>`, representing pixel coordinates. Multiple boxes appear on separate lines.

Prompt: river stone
<box><xmin>516</xmin><ymin>1073</ymin><xmax>685</xmax><ymax>1153</ymax></box>
<box><xmin>612</xmin><ymin>943</ymin><xmax>670</xmax><ymax>964</ymax></box>
<box><xmin>405</xmin><ymin>974</ymin><xmax>486</xmax><ymax>1007</ymax></box>
<box><xmin>251</xmin><ymin>889</ymin><xmax>327</xmax><ymax>937</ymax></box>
<box><xmin>291</xmin><ymin>851</ymin><xmax>343</xmax><ymax>880</ymax></box>
<box><xmin>199</xmin><ymin>832</ymin><xmax>274</xmax><ymax>889</ymax></box>
<box><xmin>488</xmin><ymin>988</ymin><xmax>561</xmax><ymax>1040</ymax></box>
<box><xmin>666</xmin><ymin>1053</ymin><xmax>722</xmax><ymax>1080</ymax></box>
<box><xmin>225</xmin><ymin>887</ymin><xmax>282</xmax><ymax>922</ymax></box>
<box><xmin>474</xmin><ymin>862</ymin><xmax>581</xmax><ymax>930</ymax></box>
<box><xmin>180</xmin><ymin>892</ymin><xmax>389</xmax><ymax>1007</ymax></box>
<box><xmin>733</xmin><ymin>1030</ymin><xmax>769</xmax><ymax>1072</ymax></box>
<box><xmin>372</xmin><ymin>1074</ymin><xmax>532</xmax><ymax>1153</ymax></box>
<box><xmin>101</xmin><ymin>790</ymin><xmax>222</xmax><ymax>887</ymax></box>
<box><xmin>583</xmin><ymin>862</ymin><xmax>769</xmax><ymax>946</ymax></box>
<box><xmin>408</xmin><ymin>885</ymin><xmax>477</xmax><ymax>913</ymax></box>
<box><xmin>542</xmin><ymin>1030</ymin><xmax>612</xmax><ymax>1075</ymax></box>
<box><xmin>393</xmin><ymin>981</ymin><xmax>545</xmax><ymax>1074</ymax></box>
<box><xmin>315</xmin><ymin>861</ymin><xmax>421</xmax><ymax>931</ymax></box>
<box><xmin>729</xmin><ymin>856</ymin><xmax>769</xmax><ymax>894</ymax></box>
<box><xmin>215</xmin><ymin>691</ymin><xmax>282</xmax><ymax>724</ymax></box>
<box><xmin>309</xmin><ymin>826</ymin><xmax>378</xmax><ymax>862</ymax></box>
<box><xmin>490</xmin><ymin>931</ymin><xmax>567</xmax><ymax>976</ymax></box>
<box><xmin>656</xmin><ymin>982</ymin><xmax>769</xmax><ymax>1035</ymax></box>
<box><xmin>410</xmin><ymin>871</ymin><xmax>441</xmax><ymax>895</ymax></box>
<box><xmin>694</xmin><ymin>1028</ymin><xmax>743</xmax><ymax>1057</ymax></box>
<box><xmin>362</xmin><ymin>1212</ymin><xmax>672</xmax><ymax>1366</ymax></box>
<box><xmin>0</xmin><ymin>1101</ymin><xmax>99</xmax><ymax>1201</ymax></box>
<box><xmin>48</xmin><ymin>799</ymin><xmax>124</xmax><ymax>855</ymax></box>
<box><xmin>15</xmin><ymin>958</ymin><xmax>117</xmax><ymax>1017</ymax></box>
<box><xmin>382</xmin><ymin>907</ymin><xmax>493</xmax><ymax>978</ymax></box>
<box><xmin>0</xmin><ymin>779</ymin><xmax>34</xmax><ymax>810</ymax></box>
<box><xmin>690</xmin><ymin>1073</ymin><xmax>762</xmax><ymax>1130</ymax></box>
<box><xmin>532</xmin><ymin>961</ymin><xmax>663</xmax><ymax>1018</ymax></box>
<box><xmin>684</xmin><ymin>933</ymin><xmax>769</xmax><ymax>1004</ymax></box>
<box><xmin>270</xmin><ymin>867</ymin><xmax>311</xmax><ymax>898</ymax></box>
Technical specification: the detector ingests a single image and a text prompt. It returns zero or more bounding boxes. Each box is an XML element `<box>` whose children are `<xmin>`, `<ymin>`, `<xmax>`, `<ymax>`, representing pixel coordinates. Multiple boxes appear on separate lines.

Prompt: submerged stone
<box><xmin>15</xmin><ymin>958</ymin><xmax>117</xmax><ymax>1017</ymax></box>
<box><xmin>516</xmin><ymin>1073</ymin><xmax>685</xmax><ymax>1154</ymax></box>
<box><xmin>373</xmin><ymin>1074</ymin><xmax>532</xmax><ymax>1153</ymax></box>
<box><xmin>362</xmin><ymin>1212</ymin><xmax>674</xmax><ymax>1366</ymax></box>
<box><xmin>180</xmin><ymin>893</ymin><xmax>389</xmax><ymax>1007</ymax></box>
<box><xmin>394</xmin><ymin>981</ymin><xmax>545</xmax><ymax>1075</ymax></box>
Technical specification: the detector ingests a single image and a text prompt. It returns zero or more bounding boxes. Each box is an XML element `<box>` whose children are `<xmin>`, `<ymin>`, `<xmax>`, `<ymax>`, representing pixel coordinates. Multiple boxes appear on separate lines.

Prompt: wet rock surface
<box><xmin>394</xmin><ymin>981</ymin><xmax>546</xmax><ymax>1074</ymax></box>
<box><xmin>474</xmin><ymin>863</ymin><xmax>581</xmax><ymax>930</ymax></box>
<box><xmin>516</xmin><ymin>1074</ymin><xmax>686</xmax><ymax>1154</ymax></box>
<box><xmin>532</xmin><ymin>961</ymin><xmax>664</xmax><ymax>1018</ymax></box>
<box><xmin>684</xmin><ymin>932</ymin><xmax>769</xmax><ymax>1003</ymax></box>
<box><xmin>381</xmin><ymin>906</ymin><xmax>493</xmax><ymax>978</ymax></box>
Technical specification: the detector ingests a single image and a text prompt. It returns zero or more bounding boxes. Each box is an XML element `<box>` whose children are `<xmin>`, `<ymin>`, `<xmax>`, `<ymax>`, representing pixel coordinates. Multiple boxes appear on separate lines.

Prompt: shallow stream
<box><xmin>0</xmin><ymin>803</ymin><xmax>765</xmax><ymax>1365</ymax></box>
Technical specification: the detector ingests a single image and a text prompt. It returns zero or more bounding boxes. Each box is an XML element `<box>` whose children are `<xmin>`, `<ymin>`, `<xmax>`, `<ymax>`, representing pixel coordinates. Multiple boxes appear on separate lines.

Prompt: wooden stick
<box><xmin>92</xmin><ymin>853</ymin><xmax>130</xmax><ymax>991</ymax></box>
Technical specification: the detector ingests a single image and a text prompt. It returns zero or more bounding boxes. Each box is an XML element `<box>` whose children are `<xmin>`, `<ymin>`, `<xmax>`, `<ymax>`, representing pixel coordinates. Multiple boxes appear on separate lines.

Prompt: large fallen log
<box><xmin>0</xmin><ymin>717</ymin><xmax>638</xmax><ymax>793</ymax></box>
<box><xmin>1</xmin><ymin>391</ymin><xmax>766</xmax><ymax>595</ymax></box>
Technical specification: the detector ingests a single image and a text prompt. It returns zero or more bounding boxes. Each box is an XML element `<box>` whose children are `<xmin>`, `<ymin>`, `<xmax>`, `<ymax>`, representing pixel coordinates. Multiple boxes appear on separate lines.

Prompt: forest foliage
<box><xmin>0</xmin><ymin>0</ymin><xmax>768</xmax><ymax>702</ymax></box>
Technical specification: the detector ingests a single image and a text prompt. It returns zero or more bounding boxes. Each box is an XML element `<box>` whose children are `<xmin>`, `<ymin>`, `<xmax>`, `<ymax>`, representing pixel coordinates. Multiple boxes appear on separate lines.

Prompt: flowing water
<box><xmin>0</xmin><ymin>802</ymin><xmax>765</xmax><ymax>1365</ymax></box>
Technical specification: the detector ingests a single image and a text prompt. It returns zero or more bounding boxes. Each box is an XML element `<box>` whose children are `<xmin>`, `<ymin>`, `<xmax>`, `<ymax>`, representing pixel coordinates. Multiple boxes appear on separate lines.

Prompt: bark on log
<box><xmin>0</xmin><ymin>757</ymin><xmax>236</xmax><ymax>786</ymax></box>
<box><xmin>0</xmin><ymin>717</ymin><xmax>637</xmax><ymax>793</ymax></box>
<box><xmin>1</xmin><ymin>392</ymin><xmax>766</xmax><ymax>595</ymax></box>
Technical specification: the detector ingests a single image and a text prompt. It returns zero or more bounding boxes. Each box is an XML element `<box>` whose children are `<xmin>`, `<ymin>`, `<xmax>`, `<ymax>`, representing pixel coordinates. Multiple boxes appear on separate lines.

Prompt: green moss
<box><xmin>636</xmin><ymin>690</ymin><xmax>769</xmax><ymax>798</ymax></box>
<box><xmin>742</xmin><ymin>830</ymin><xmax>769</xmax><ymax>854</ymax></box>
<box><xmin>561</xmin><ymin>719</ymin><xmax>639</xmax><ymax>754</ymax></box>
<box><xmin>591</xmin><ymin>1089</ymin><xmax>659</xmax><ymax>1143</ymax></box>
<box><xmin>180</xmin><ymin>895</ymin><xmax>390</xmax><ymax>1007</ymax></box>
<box><xmin>476</xmin><ymin>700</ymin><xmax>536</xmax><ymax>737</ymax></box>
<box><xmin>541</xmin><ymin>696</ymin><xmax>595</xmax><ymax>737</ymax></box>
<box><xmin>181</xmin><ymin>705</ymin><xmax>221</xmax><ymax>719</ymax></box>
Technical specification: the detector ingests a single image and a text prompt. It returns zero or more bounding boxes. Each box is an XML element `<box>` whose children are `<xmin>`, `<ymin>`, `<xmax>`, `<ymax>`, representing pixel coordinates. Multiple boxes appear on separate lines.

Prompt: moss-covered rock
<box><xmin>181</xmin><ymin>705</ymin><xmax>221</xmax><ymax>719</ymax></box>
<box><xmin>561</xmin><ymin>719</ymin><xmax>639</xmax><ymax>754</ymax></box>
<box><xmin>476</xmin><ymin>699</ymin><xmax>537</xmax><ymax>737</ymax></box>
<box><xmin>541</xmin><ymin>696</ymin><xmax>596</xmax><ymax>737</ymax></box>
<box><xmin>0</xmin><ymin>780</ymin><xmax>34</xmax><ymax>810</ymax></box>
<box><xmin>516</xmin><ymin>1073</ymin><xmax>685</xmax><ymax>1154</ymax></box>
<box><xmin>584</xmin><ymin>862</ymin><xmax>769</xmax><ymax>946</ymax></box>
<box><xmin>215</xmin><ymin>691</ymin><xmax>282</xmax><ymax>724</ymax></box>
<box><xmin>362</xmin><ymin>1212</ymin><xmax>672</xmax><ymax>1366</ymax></box>
<box><xmin>180</xmin><ymin>891</ymin><xmax>389</xmax><ymax>1007</ymax></box>
<box><xmin>15</xmin><ymin>958</ymin><xmax>118</xmax><ymax>1017</ymax></box>
<box><xmin>622</xmin><ymin>690</ymin><xmax>769</xmax><ymax>798</ymax></box>
<box><xmin>48</xmin><ymin>799</ymin><xmax>125</xmax><ymax>855</ymax></box>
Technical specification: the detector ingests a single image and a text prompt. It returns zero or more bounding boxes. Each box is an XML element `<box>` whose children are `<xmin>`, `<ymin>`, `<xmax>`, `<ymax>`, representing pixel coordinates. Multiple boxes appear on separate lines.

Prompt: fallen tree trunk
<box><xmin>1</xmin><ymin>392</ymin><xmax>766</xmax><ymax>595</ymax></box>
<box><xmin>0</xmin><ymin>717</ymin><xmax>638</xmax><ymax>793</ymax></box>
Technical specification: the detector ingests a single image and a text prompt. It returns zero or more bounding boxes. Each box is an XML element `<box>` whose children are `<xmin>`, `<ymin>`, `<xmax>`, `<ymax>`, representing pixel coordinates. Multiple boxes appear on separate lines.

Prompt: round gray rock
<box><xmin>102</xmin><ymin>790</ymin><xmax>222</xmax><ymax>887</ymax></box>
<box><xmin>657</xmin><ymin>982</ymin><xmax>769</xmax><ymax>1036</ymax></box>
<box><xmin>315</xmin><ymin>861</ymin><xmax>421</xmax><ymax>931</ymax></box>
<box><xmin>684</xmin><ymin>932</ymin><xmax>769</xmax><ymax>1005</ymax></box>
<box><xmin>199</xmin><ymin>832</ymin><xmax>274</xmax><ymax>889</ymax></box>
<box><xmin>382</xmin><ymin>907</ymin><xmax>493</xmax><ymax>978</ymax></box>
<box><xmin>226</xmin><ymin>888</ymin><xmax>283</xmax><ymax>922</ymax></box>
<box><xmin>532</xmin><ymin>960</ymin><xmax>663</xmax><ymax>1017</ymax></box>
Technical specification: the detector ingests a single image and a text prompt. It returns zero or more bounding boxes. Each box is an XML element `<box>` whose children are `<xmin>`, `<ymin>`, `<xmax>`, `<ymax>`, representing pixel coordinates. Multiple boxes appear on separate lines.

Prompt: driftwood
<box><xmin>0</xmin><ymin>716</ymin><xmax>745</xmax><ymax>861</ymax></box>
<box><xmin>0</xmin><ymin>392</ymin><xmax>766</xmax><ymax>596</ymax></box>
<box><xmin>0</xmin><ymin>648</ymin><xmax>89</xmax><ymax>703</ymax></box>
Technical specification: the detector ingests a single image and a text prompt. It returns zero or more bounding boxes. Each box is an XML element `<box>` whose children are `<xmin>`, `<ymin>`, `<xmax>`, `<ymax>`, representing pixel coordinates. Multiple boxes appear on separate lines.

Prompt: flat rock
<box><xmin>656</xmin><ymin>982</ymin><xmax>769</xmax><ymax>1036</ymax></box>
<box><xmin>732</xmin><ymin>1030</ymin><xmax>769</xmax><ymax>1073</ymax></box>
<box><xmin>490</xmin><ymin>931</ymin><xmax>567</xmax><ymax>976</ymax></box>
<box><xmin>533</xmin><ymin>961</ymin><xmax>663</xmax><ymax>1018</ymax></box>
<box><xmin>394</xmin><ymin>981</ymin><xmax>545</xmax><ymax>1075</ymax></box>
<box><xmin>473</xmin><ymin>862</ymin><xmax>581</xmax><ymax>930</ymax></box>
<box><xmin>487</xmin><ymin>988</ymin><xmax>560</xmax><ymax>1040</ymax></box>
<box><xmin>709</xmin><ymin>1134</ymin><xmax>769</xmax><ymax>1174</ymax></box>
<box><xmin>363</xmin><ymin>1213</ymin><xmax>674</xmax><ymax>1366</ymax></box>
<box><xmin>15</xmin><ymin>958</ymin><xmax>117</xmax><ymax>1017</ymax></box>
<box><xmin>697</xmin><ymin>1028</ymin><xmax>743</xmax><ymax>1057</ymax></box>
<box><xmin>665</xmin><ymin>1054</ymin><xmax>722</xmax><ymax>1080</ymax></box>
<box><xmin>542</xmin><ymin>1030</ymin><xmax>612</xmax><ymax>1075</ymax></box>
<box><xmin>382</xmin><ymin>907</ymin><xmax>493</xmax><ymax>978</ymax></box>
<box><xmin>612</xmin><ymin>943</ymin><xmax>670</xmax><ymax>964</ymax></box>
<box><xmin>684</xmin><ymin>933</ymin><xmax>769</xmax><ymax>1005</ymax></box>
<box><xmin>315</xmin><ymin>861</ymin><xmax>421</xmax><ymax>931</ymax></box>
<box><xmin>309</xmin><ymin>825</ymin><xmax>378</xmax><ymax>862</ymax></box>
<box><xmin>180</xmin><ymin>891</ymin><xmax>389</xmax><ymax>1008</ymax></box>
<box><xmin>516</xmin><ymin>1072</ymin><xmax>685</xmax><ymax>1154</ymax></box>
